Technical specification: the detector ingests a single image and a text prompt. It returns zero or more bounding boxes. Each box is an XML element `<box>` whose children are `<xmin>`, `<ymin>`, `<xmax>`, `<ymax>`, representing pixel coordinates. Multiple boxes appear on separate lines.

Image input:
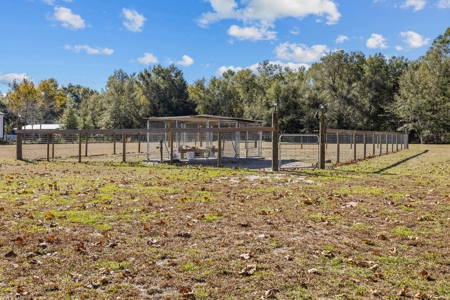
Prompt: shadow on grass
<box><xmin>374</xmin><ymin>150</ymin><xmax>429</xmax><ymax>174</ymax></box>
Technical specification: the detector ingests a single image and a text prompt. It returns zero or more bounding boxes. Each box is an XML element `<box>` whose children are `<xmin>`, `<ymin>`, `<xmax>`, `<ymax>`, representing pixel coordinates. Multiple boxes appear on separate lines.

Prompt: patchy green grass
<box><xmin>0</xmin><ymin>144</ymin><xmax>449</xmax><ymax>299</ymax></box>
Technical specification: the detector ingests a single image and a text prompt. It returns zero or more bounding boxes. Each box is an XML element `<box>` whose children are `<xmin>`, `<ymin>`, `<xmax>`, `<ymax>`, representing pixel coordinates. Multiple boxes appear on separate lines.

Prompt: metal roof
<box><xmin>144</xmin><ymin>115</ymin><xmax>261</xmax><ymax>125</ymax></box>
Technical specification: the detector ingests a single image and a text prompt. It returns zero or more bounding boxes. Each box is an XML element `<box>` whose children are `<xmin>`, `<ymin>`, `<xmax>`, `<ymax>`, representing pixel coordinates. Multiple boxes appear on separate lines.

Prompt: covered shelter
<box><xmin>144</xmin><ymin>115</ymin><xmax>264</xmax><ymax>161</ymax></box>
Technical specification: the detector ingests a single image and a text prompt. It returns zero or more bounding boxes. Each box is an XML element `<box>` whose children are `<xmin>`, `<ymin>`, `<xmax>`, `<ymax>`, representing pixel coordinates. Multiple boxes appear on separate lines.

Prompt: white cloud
<box><xmin>198</xmin><ymin>0</ymin><xmax>341</xmax><ymax>26</ymax></box>
<box><xmin>64</xmin><ymin>45</ymin><xmax>114</xmax><ymax>55</ymax></box>
<box><xmin>401</xmin><ymin>0</ymin><xmax>427</xmax><ymax>11</ymax></box>
<box><xmin>396</xmin><ymin>45</ymin><xmax>404</xmax><ymax>51</ymax></box>
<box><xmin>290</xmin><ymin>26</ymin><xmax>300</xmax><ymax>35</ymax></box>
<box><xmin>437</xmin><ymin>0</ymin><xmax>450</xmax><ymax>8</ymax></box>
<box><xmin>0</xmin><ymin>73</ymin><xmax>30</xmax><ymax>86</ymax></box>
<box><xmin>122</xmin><ymin>8</ymin><xmax>146</xmax><ymax>32</ymax></box>
<box><xmin>52</xmin><ymin>7</ymin><xmax>85</xmax><ymax>30</ymax></box>
<box><xmin>42</xmin><ymin>0</ymin><xmax>56</xmax><ymax>5</ymax></box>
<box><xmin>136</xmin><ymin>53</ymin><xmax>158</xmax><ymax>64</ymax></box>
<box><xmin>366</xmin><ymin>34</ymin><xmax>388</xmax><ymax>49</ymax></box>
<box><xmin>335</xmin><ymin>35</ymin><xmax>349</xmax><ymax>44</ymax></box>
<box><xmin>216</xmin><ymin>60</ymin><xmax>309</xmax><ymax>77</ymax></box>
<box><xmin>275</xmin><ymin>43</ymin><xmax>329</xmax><ymax>63</ymax></box>
<box><xmin>176</xmin><ymin>55</ymin><xmax>194</xmax><ymax>67</ymax></box>
<box><xmin>400</xmin><ymin>31</ymin><xmax>430</xmax><ymax>48</ymax></box>
<box><xmin>228</xmin><ymin>25</ymin><xmax>276</xmax><ymax>41</ymax></box>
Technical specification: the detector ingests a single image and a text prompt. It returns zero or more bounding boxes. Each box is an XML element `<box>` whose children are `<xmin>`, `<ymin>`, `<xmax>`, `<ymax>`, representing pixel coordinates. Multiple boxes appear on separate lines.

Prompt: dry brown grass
<box><xmin>0</xmin><ymin>144</ymin><xmax>449</xmax><ymax>299</ymax></box>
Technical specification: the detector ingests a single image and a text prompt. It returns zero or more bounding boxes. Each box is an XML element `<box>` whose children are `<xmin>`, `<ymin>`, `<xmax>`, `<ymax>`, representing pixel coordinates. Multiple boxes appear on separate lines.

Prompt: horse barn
<box><xmin>144</xmin><ymin>115</ymin><xmax>265</xmax><ymax>162</ymax></box>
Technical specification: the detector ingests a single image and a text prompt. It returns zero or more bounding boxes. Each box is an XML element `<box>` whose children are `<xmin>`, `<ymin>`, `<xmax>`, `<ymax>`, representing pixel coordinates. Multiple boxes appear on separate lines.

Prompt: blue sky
<box><xmin>1</xmin><ymin>0</ymin><xmax>449</xmax><ymax>92</ymax></box>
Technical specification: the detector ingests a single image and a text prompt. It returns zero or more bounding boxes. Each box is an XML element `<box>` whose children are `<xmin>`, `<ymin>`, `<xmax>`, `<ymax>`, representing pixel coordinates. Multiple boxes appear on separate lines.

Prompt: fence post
<box><xmin>372</xmin><ymin>133</ymin><xmax>375</xmax><ymax>156</ymax></box>
<box><xmin>401</xmin><ymin>134</ymin><xmax>404</xmax><ymax>150</ymax></box>
<box><xmin>78</xmin><ymin>133</ymin><xmax>82</xmax><ymax>163</ymax></box>
<box><xmin>122</xmin><ymin>133</ymin><xmax>126</xmax><ymax>163</ymax></box>
<box><xmin>138</xmin><ymin>132</ymin><xmax>141</xmax><ymax>153</ymax></box>
<box><xmin>336</xmin><ymin>133</ymin><xmax>340</xmax><ymax>163</ymax></box>
<box><xmin>353</xmin><ymin>133</ymin><xmax>357</xmax><ymax>161</ymax></box>
<box><xmin>170</xmin><ymin>131</ymin><xmax>174</xmax><ymax>164</ymax></box>
<box><xmin>385</xmin><ymin>134</ymin><xmax>388</xmax><ymax>154</ymax></box>
<box><xmin>396</xmin><ymin>134</ymin><xmax>399</xmax><ymax>152</ymax></box>
<box><xmin>52</xmin><ymin>134</ymin><xmax>55</xmax><ymax>159</ymax></box>
<box><xmin>363</xmin><ymin>134</ymin><xmax>367</xmax><ymax>158</ymax></box>
<box><xmin>391</xmin><ymin>134</ymin><xmax>394</xmax><ymax>153</ymax></box>
<box><xmin>85</xmin><ymin>133</ymin><xmax>88</xmax><ymax>157</ymax></box>
<box><xmin>272</xmin><ymin>112</ymin><xmax>279</xmax><ymax>171</ymax></box>
<box><xmin>160</xmin><ymin>140</ymin><xmax>164</xmax><ymax>163</ymax></box>
<box><xmin>319</xmin><ymin>112</ymin><xmax>326</xmax><ymax>169</ymax></box>
<box><xmin>379</xmin><ymin>134</ymin><xmax>382</xmax><ymax>155</ymax></box>
<box><xmin>218</xmin><ymin>131</ymin><xmax>222</xmax><ymax>168</ymax></box>
<box><xmin>16</xmin><ymin>122</ymin><xmax>23</xmax><ymax>160</ymax></box>
<box><xmin>47</xmin><ymin>134</ymin><xmax>50</xmax><ymax>162</ymax></box>
<box><xmin>113</xmin><ymin>133</ymin><xmax>116</xmax><ymax>155</ymax></box>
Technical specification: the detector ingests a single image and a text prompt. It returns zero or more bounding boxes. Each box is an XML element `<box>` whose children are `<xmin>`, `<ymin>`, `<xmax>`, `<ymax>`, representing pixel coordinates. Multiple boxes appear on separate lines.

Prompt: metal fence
<box><xmin>12</xmin><ymin>127</ymin><xmax>408</xmax><ymax>169</ymax></box>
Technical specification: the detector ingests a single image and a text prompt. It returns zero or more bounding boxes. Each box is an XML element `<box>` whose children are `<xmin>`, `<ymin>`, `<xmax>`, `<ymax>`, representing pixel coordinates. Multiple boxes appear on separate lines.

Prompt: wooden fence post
<box><xmin>396</xmin><ymin>134</ymin><xmax>399</xmax><ymax>152</ymax></box>
<box><xmin>85</xmin><ymin>133</ymin><xmax>88</xmax><ymax>157</ymax></box>
<box><xmin>391</xmin><ymin>134</ymin><xmax>394</xmax><ymax>153</ymax></box>
<box><xmin>336</xmin><ymin>133</ymin><xmax>340</xmax><ymax>163</ymax></box>
<box><xmin>319</xmin><ymin>113</ymin><xmax>326</xmax><ymax>169</ymax></box>
<box><xmin>218</xmin><ymin>131</ymin><xmax>222</xmax><ymax>168</ymax></box>
<box><xmin>379</xmin><ymin>134</ymin><xmax>382</xmax><ymax>155</ymax></box>
<box><xmin>363</xmin><ymin>134</ymin><xmax>367</xmax><ymax>158</ymax></box>
<box><xmin>78</xmin><ymin>133</ymin><xmax>82</xmax><ymax>163</ymax></box>
<box><xmin>385</xmin><ymin>134</ymin><xmax>388</xmax><ymax>154</ymax></box>
<box><xmin>113</xmin><ymin>133</ymin><xmax>116</xmax><ymax>155</ymax></box>
<box><xmin>47</xmin><ymin>134</ymin><xmax>50</xmax><ymax>161</ymax></box>
<box><xmin>122</xmin><ymin>133</ymin><xmax>126</xmax><ymax>163</ymax></box>
<box><xmin>272</xmin><ymin>112</ymin><xmax>279</xmax><ymax>171</ymax></box>
<box><xmin>138</xmin><ymin>132</ymin><xmax>141</xmax><ymax>153</ymax></box>
<box><xmin>353</xmin><ymin>133</ymin><xmax>357</xmax><ymax>161</ymax></box>
<box><xmin>16</xmin><ymin>122</ymin><xmax>23</xmax><ymax>160</ymax></box>
<box><xmin>170</xmin><ymin>131</ymin><xmax>174</xmax><ymax>164</ymax></box>
<box><xmin>372</xmin><ymin>133</ymin><xmax>375</xmax><ymax>156</ymax></box>
<box><xmin>52</xmin><ymin>134</ymin><xmax>55</xmax><ymax>159</ymax></box>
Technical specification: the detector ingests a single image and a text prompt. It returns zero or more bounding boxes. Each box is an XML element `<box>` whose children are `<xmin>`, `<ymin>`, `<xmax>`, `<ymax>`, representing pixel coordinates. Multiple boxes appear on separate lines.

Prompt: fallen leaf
<box><xmin>240</xmin><ymin>264</ymin><xmax>257</xmax><ymax>276</ymax></box>
<box><xmin>264</xmin><ymin>289</ymin><xmax>279</xmax><ymax>299</ymax></box>
<box><xmin>397</xmin><ymin>288</ymin><xmax>409</xmax><ymax>297</ymax></box>
<box><xmin>5</xmin><ymin>250</ymin><xmax>17</xmax><ymax>258</ymax></box>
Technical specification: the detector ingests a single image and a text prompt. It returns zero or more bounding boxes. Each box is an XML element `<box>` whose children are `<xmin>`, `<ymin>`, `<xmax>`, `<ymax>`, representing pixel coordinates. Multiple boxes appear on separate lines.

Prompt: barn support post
<box><xmin>272</xmin><ymin>112</ymin><xmax>279</xmax><ymax>171</ymax></box>
<box><xmin>122</xmin><ymin>133</ymin><xmax>126</xmax><ymax>163</ymax></box>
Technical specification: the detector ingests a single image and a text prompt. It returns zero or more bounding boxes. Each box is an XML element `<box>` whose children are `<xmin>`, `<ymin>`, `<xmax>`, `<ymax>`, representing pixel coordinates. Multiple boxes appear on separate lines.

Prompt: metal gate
<box><xmin>278</xmin><ymin>134</ymin><xmax>319</xmax><ymax>169</ymax></box>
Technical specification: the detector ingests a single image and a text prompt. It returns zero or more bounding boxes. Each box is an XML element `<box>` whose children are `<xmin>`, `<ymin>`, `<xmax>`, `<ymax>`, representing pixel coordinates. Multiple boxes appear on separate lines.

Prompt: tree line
<box><xmin>1</xmin><ymin>28</ymin><xmax>449</xmax><ymax>143</ymax></box>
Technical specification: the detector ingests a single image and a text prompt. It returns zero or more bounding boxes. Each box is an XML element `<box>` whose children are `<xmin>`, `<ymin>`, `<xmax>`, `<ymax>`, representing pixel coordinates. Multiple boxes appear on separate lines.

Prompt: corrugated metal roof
<box><xmin>144</xmin><ymin>115</ymin><xmax>261</xmax><ymax>125</ymax></box>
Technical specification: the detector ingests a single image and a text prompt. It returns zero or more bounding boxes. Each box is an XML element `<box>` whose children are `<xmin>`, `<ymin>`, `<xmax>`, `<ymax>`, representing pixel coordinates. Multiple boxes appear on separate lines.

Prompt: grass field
<box><xmin>0</xmin><ymin>144</ymin><xmax>449</xmax><ymax>299</ymax></box>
